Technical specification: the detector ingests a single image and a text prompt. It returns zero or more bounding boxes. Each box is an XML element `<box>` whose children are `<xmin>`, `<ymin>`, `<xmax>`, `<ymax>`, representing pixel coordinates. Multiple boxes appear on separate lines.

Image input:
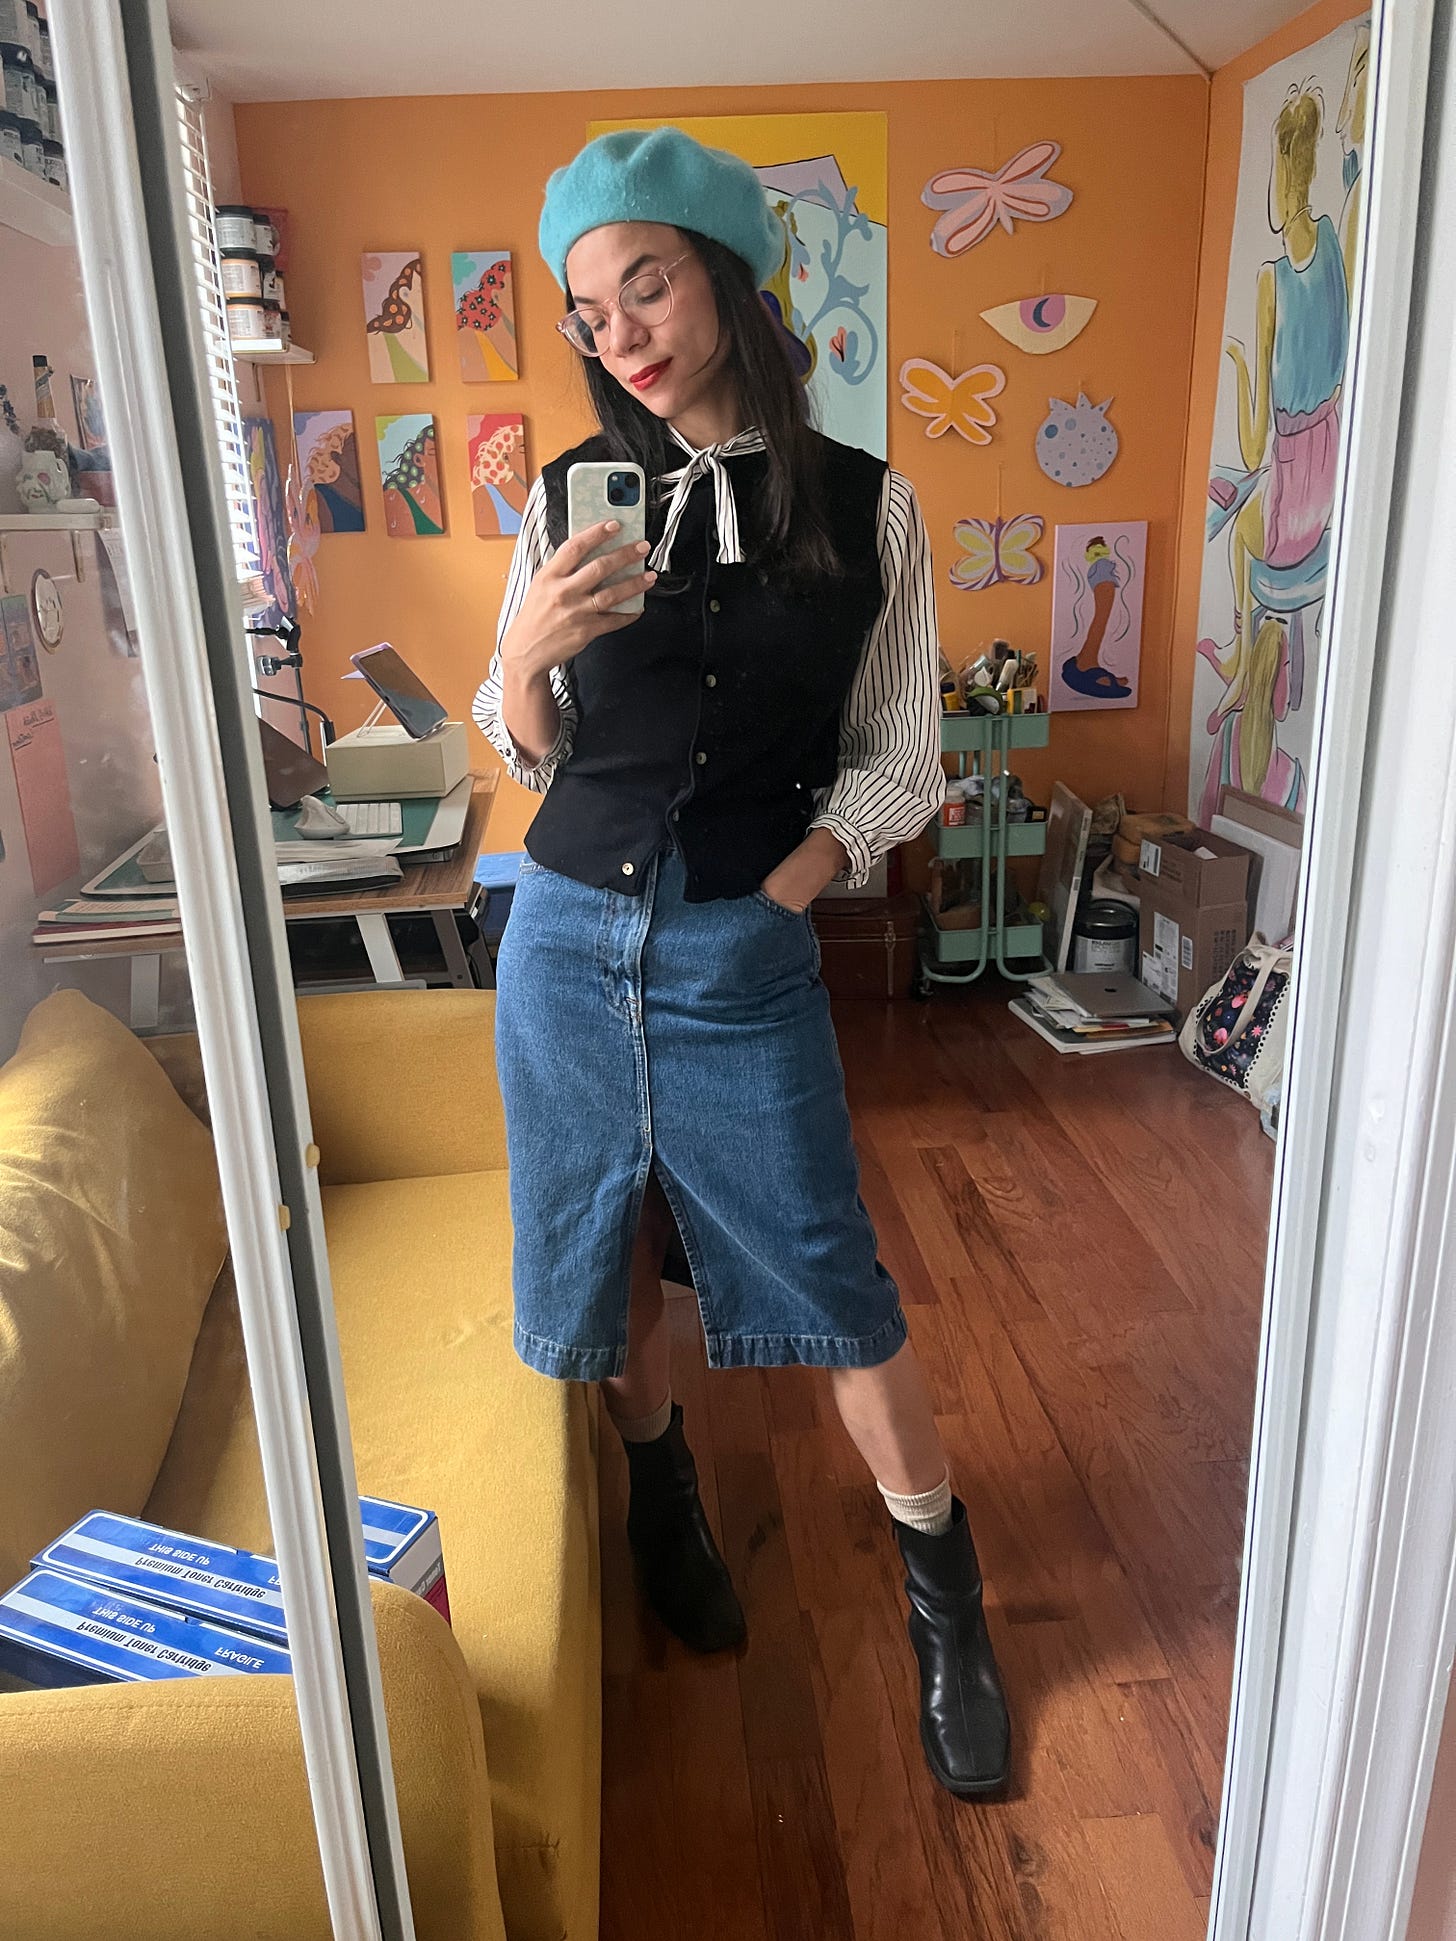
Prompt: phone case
<box><xmin>566</xmin><ymin>462</ymin><xmax>648</xmax><ymax>615</ymax></box>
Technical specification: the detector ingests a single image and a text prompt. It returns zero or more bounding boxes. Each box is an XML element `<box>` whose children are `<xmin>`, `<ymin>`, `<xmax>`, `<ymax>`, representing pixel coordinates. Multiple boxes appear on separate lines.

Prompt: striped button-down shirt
<box><xmin>473</xmin><ymin>449</ymin><xmax>945</xmax><ymax>889</ymax></box>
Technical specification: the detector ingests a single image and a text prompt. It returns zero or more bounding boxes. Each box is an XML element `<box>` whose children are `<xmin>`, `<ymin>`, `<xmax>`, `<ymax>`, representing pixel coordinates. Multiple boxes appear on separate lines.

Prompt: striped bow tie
<box><xmin>650</xmin><ymin>426</ymin><xmax>768</xmax><ymax>574</ymax></box>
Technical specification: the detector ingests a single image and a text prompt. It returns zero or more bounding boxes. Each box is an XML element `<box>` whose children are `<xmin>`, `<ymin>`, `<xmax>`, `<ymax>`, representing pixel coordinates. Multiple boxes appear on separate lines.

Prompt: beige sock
<box><xmin>606</xmin><ymin>1393</ymin><xmax>674</xmax><ymax>1444</ymax></box>
<box><xmin>879</xmin><ymin>1471</ymin><xmax>954</xmax><ymax>1536</ymax></box>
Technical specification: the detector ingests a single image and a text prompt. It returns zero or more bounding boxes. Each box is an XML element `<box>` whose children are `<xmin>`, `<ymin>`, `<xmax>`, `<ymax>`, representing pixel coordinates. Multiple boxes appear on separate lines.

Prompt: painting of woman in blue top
<box><xmin>1196</xmin><ymin>38</ymin><xmax>1367</xmax><ymax>825</ymax></box>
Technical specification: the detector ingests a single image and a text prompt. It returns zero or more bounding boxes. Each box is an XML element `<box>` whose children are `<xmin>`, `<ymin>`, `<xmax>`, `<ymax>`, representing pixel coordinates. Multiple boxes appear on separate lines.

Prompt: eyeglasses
<box><xmin>557</xmin><ymin>251</ymin><xmax>695</xmax><ymax>358</ymax></box>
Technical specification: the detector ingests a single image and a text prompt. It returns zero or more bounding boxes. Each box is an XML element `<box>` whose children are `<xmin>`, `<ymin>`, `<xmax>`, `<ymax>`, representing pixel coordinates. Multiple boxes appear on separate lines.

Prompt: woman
<box><xmin>474</xmin><ymin>127</ymin><xmax>1010</xmax><ymax>1799</ymax></box>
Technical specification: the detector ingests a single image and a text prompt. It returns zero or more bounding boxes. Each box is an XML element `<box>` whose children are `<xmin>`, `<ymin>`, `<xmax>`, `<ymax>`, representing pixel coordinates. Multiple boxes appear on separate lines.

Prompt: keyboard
<box><xmin>337</xmin><ymin>799</ymin><xmax>403</xmax><ymax>838</ymax></box>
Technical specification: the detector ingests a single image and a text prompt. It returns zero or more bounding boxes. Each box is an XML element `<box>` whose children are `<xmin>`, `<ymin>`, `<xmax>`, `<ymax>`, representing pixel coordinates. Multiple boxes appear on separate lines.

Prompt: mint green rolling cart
<box><xmin>913</xmin><ymin>712</ymin><xmax>1050</xmax><ymax>997</ymax></box>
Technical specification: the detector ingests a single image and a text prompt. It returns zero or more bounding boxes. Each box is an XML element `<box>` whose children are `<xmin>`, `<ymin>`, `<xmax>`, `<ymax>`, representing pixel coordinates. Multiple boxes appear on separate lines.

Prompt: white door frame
<box><xmin>1210</xmin><ymin>2</ymin><xmax>1456</xmax><ymax>1936</ymax></box>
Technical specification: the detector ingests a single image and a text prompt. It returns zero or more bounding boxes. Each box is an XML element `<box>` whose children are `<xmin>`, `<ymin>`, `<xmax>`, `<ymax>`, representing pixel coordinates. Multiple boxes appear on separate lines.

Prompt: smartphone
<box><xmin>566</xmin><ymin>461</ymin><xmax>648</xmax><ymax>616</ymax></box>
<box><xmin>349</xmin><ymin>642</ymin><xmax>449</xmax><ymax>740</ymax></box>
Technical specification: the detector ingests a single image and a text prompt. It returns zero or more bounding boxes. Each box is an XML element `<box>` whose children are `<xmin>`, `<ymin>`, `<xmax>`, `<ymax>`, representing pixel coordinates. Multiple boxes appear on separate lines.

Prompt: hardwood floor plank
<box><xmin>667</xmin><ymin>1652</ymin><xmax>773</xmax><ymax>1941</ymax></box>
<box><xmin>1081</xmin><ymin>1811</ymin><xmax>1209</xmax><ymax>1941</ymax></box>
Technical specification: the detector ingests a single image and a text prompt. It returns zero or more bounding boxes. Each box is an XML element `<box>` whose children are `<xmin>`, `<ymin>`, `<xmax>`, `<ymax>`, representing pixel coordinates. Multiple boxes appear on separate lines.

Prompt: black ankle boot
<box><xmin>624</xmin><ymin>1405</ymin><xmax>747</xmax><ymax>1654</ymax></box>
<box><xmin>894</xmin><ymin>1498</ymin><xmax>1010</xmax><ymax>1797</ymax></box>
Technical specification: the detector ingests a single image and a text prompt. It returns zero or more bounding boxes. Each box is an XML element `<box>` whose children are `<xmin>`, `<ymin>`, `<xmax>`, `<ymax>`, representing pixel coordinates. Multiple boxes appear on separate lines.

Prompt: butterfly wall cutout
<box><xmin>899</xmin><ymin>359</ymin><xmax>1006</xmax><ymax>444</ymax></box>
<box><xmin>949</xmin><ymin>514</ymin><xmax>1046</xmax><ymax>592</ymax></box>
<box><xmin>922</xmin><ymin>141</ymin><xmax>1074</xmax><ymax>258</ymax></box>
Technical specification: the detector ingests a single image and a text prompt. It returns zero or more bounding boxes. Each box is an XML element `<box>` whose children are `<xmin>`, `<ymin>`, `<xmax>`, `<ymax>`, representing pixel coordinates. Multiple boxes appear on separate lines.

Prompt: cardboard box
<box><xmin>0</xmin><ymin>1568</ymin><xmax>292</xmax><ymax>1690</ymax></box>
<box><xmin>1139</xmin><ymin>889</ymin><xmax>1251</xmax><ymax>1018</ymax></box>
<box><xmin>324</xmin><ymin>721</ymin><xmax>468</xmax><ymax>801</ymax></box>
<box><xmin>1137</xmin><ymin>826</ymin><xmax>1252</xmax><ymax>908</ymax></box>
<box><xmin>36</xmin><ymin>1496</ymin><xmax>448</xmax><ymax>1646</ymax></box>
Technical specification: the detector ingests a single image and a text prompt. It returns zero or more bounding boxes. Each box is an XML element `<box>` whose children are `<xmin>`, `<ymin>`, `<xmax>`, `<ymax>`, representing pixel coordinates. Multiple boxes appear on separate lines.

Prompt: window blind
<box><xmin>174</xmin><ymin>82</ymin><xmax>265</xmax><ymax>608</ymax></box>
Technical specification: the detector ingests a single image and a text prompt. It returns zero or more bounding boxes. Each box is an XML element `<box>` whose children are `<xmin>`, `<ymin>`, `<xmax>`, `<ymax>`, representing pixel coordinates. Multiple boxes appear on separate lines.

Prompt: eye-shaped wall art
<box><xmin>981</xmin><ymin>294</ymin><xmax>1097</xmax><ymax>355</ymax></box>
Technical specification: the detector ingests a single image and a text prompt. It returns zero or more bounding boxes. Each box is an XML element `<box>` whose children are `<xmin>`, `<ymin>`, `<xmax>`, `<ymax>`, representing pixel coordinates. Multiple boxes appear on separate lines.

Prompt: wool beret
<box><xmin>539</xmin><ymin>126</ymin><xmax>785</xmax><ymax>291</ymax></box>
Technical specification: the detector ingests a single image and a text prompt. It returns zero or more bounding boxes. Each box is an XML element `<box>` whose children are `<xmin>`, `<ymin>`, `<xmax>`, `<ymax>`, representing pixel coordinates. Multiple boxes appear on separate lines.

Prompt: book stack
<box><xmin>31</xmin><ymin>894</ymin><xmax>181</xmax><ymax>948</ymax></box>
<box><xmin>1010</xmin><ymin>971</ymin><xmax>1177</xmax><ymax>1056</ymax></box>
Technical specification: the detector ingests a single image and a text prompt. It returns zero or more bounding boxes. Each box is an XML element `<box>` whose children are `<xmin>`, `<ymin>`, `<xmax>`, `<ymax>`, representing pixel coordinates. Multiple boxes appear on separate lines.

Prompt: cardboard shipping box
<box><xmin>1137</xmin><ymin>825</ymin><xmax>1254</xmax><ymax>1016</ymax></box>
<box><xmin>1139</xmin><ymin>891</ymin><xmax>1251</xmax><ymax>1017</ymax></box>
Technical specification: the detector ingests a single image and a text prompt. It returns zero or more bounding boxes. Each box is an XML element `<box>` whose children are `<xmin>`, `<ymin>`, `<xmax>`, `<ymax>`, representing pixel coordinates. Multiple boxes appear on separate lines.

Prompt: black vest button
<box><xmin>709</xmin><ymin>598</ymin><xmax>722</xmax><ymax>614</ymax></box>
<box><xmin>695</xmin><ymin>751</ymin><xmax>708</xmax><ymax>765</ymax></box>
<box><xmin>705</xmin><ymin>673</ymin><xmax>718</xmax><ymax>688</ymax></box>
<box><xmin>621</xmin><ymin>860</ymin><xmax>636</xmax><ymax>876</ymax></box>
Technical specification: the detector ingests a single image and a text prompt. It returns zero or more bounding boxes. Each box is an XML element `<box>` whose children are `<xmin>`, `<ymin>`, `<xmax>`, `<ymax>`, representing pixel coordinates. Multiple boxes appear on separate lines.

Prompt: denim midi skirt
<box><xmin>494</xmin><ymin>846</ymin><xmax>907</xmax><ymax>1381</ymax></box>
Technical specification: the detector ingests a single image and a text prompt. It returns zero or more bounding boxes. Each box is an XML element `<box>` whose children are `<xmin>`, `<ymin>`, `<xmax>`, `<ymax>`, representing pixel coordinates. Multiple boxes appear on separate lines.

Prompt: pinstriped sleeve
<box><xmin>471</xmin><ymin>476</ymin><xmax>578</xmax><ymax>794</ymax></box>
<box><xmin>807</xmin><ymin>469</ymin><xmax>946</xmax><ymax>885</ymax></box>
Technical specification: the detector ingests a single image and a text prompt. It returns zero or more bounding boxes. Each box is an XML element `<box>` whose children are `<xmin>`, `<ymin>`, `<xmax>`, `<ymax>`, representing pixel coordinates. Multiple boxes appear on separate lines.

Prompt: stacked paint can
<box><xmin>217</xmin><ymin>205</ymin><xmax>290</xmax><ymax>349</ymax></box>
<box><xmin>0</xmin><ymin>0</ymin><xmax>64</xmax><ymax>191</ymax></box>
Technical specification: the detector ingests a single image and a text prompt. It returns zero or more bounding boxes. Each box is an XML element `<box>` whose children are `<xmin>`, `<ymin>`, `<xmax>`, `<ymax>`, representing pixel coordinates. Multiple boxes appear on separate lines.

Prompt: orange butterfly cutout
<box><xmin>899</xmin><ymin>360</ymin><xmax>1007</xmax><ymax>444</ymax></box>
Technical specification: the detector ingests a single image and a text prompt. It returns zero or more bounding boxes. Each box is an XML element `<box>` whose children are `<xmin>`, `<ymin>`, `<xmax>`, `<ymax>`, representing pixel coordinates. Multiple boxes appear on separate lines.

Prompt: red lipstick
<box><xmin>629</xmin><ymin>359</ymin><xmax>672</xmax><ymax>391</ymax></box>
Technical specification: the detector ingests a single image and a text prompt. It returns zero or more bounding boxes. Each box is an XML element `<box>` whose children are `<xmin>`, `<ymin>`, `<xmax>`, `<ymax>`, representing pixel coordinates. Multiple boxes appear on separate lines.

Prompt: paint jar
<box><xmin>225</xmin><ymin>295</ymin><xmax>266</xmax><ymax>344</ymax></box>
<box><xmin>941</xmin><ymin>782</ymin><xmax>968</xmax><ymax>828</ymax></box>
<box><xmin>219</xmin><ymin>249</ymin><xmax>262</xmax><ymax>298</ymax></box>
<box><xmin>1</xmin><ymin>41</ymin><xmax>31</xmax><ymax>118</ymax></box>
<box><xmin>0</xmin><ymin>4</ymin><xmax>27</xmax><ymax>47</ymax></box>
<box><xmin>261</xmin><ymin>300</ymin><xmax>283</xmax><ymax>342</ymax></box>
<box><xmin>0</xmin><ymin>106</ymin><xmax>20</xmax><ymax>163</ymax></box>
<box><xmin>40</xmin><ymin>76</ymin><xmax>55</xmax><ymax>138</ymax></box>
<box><xmin>215</xmin><ymin>203</ymin><xmax>258</xmax><ymax>252</ymax></box>
<box><xmin>259</xmin><ymin>257</ymin><xmax>283</xmax><ymax>304</ymax></box>
<box><xmin>23</xmin><ymin>2</ymin><xmax>39</xmax><ymax>60</ymax></box>
<box><xmin>251</xmin><ymin>211</ymin><xmax>278</xmax><ymax>257</ymax></box>
<box><xmin>35</xmin><ymin>14</ymin><xmax>48</xmax><ymax>81</ymax></box>
<box><xmin>17</xmin><ymin>112</ymin><xmax>42</xmax><ymax>176</ymax></box>
<box><xmin>41</xmin><ymin>136</ymin><xmax>63</xmax><ymax>189</ymax></box>
<box><xmin>1071</xmin><ymin>899</ymin><xmax>1138</xmax><ymax>976</ymax></box>
<box><xmin>277</xmin><ymin>309</ymin><xmax>292</xmax><ymax>350</ymax></box>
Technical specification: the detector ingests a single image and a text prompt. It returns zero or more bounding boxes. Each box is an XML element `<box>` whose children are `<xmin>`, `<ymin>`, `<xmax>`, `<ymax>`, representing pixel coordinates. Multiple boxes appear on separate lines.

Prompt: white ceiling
<box><xmin>169</xmin><ymin>0</ymin><xmax>1313</xmax><ymax>99</ymax></box>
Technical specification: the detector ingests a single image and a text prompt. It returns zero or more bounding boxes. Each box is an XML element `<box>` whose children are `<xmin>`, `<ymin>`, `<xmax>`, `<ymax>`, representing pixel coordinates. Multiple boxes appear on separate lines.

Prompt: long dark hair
<box><xmin>568</xmin><ymin>230</ymin><xmax>840</xmax><ymax>582</ymax></box>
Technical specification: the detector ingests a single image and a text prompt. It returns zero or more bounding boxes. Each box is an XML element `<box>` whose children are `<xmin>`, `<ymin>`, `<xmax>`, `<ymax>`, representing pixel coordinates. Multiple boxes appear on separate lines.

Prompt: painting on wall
<box><xmin>362</xmin><ymin>251</ymin><xmax>429</xmax><ymax>383</ymax></box>
<box><xmin>589</xmin><ymin>112</ymin><xmax>889</xmax><ymax>457</ymax></box>
<box><xmin>293</xmin><ymin>410</ymin><xmax>365</xmax><ymax>533</ymax></box>
<box><xmin>0</xmin><ymin>593</ymin><xmax>43</xmax><ymax>709</ymax></box>
<box><xmin>243</xmin><ymin>415</ymin><xmax>296</xmax><ymax>625</ymax></box>
<box><xmin>468</xmin><ymin>414</ymin><xmax>529</xmax><ymax>537</ymax></box>
<box><xmin>1049</xmin><ymin>520</ymin><xmax>1146</xmax><ymax>712</ymax></box>
<box><xmin>453</xmin><ymin>252</ymin><xmax>518</xmax><ymax>380</ymax></box>
<box><xmin>376</xmin><ymin>414</ymin><xmax>444</xmax><ymax>537</ymax></box>
<box><xmin>1190</xmin><ymin>14</ymin><xmax>1370</xmax><ymax>821</ymax></box>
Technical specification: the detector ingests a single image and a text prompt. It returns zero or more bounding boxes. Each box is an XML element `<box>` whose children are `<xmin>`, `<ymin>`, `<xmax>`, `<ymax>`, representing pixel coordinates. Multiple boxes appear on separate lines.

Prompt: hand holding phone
<box><xmin>499</xmin><ymin>464</ymin><xmax>656</xmax><ymax>684</ymax></box>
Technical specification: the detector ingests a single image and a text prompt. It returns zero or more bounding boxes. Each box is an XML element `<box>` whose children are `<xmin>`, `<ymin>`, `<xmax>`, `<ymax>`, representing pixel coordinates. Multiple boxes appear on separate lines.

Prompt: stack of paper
<box><xmin>31</xmin><ymin>895</ymin><xmax>182</xmax><ymax>947</ymax></box>
<box><xmin>1010</xmin><ymin>972</ymin><xmax>1176</xmax><ymax>1056</ymax></box>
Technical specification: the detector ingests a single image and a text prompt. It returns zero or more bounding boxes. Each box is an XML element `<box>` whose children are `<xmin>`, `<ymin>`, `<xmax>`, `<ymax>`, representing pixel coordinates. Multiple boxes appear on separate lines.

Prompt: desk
<box><xmin>41</xmin><ymin>772</ymin><xmax>498</xmax><ymax>1027</ymax></box>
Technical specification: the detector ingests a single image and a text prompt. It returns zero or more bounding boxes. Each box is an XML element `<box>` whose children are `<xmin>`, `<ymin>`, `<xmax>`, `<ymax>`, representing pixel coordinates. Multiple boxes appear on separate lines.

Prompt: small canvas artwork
<box><xmin>981</xmin><ymin>294</ymin><xmax>1097</xmax><ymax>355</ymax></box>
<box><xmin>1049</xmin><ymin>521</ymin><xmax>1147</xmax><ymax>712</ymax></box>
<box><xmin>949</xmin><ymin>514</ymin><xmax>1045</xmax><ymax>591</ymax></box>
<box><xmin>898</xmin><ymin>360</ymin><xmax>1005</xmax><ymax>444</ymax></box>
<box><xmin>69</xmin><ymin>375</ymin><xmax>106</xmax><ymax>449</ymax></box>
<box><xmin>376</xmin><ymin>414</ymin><xmax>444</xmax><ymax>537</ymax></box>
<box><xmin>243</xmin><ymin>415</ymin><xmax>296</xmax><ymax>625</ymax></box>
<box><xmin>468</xmin><ymin>414</ymin><xmax>528</xmax><ymax>537</ymax></box>
<box><xmin>1036</xmin><ymin>393</ymin><xmax>1120</xmax><ymax>487</ymax></box>
<box><xmin>293</xmin><ymin>410</ymin><xmax>365</xmax><ymax>533</ymax></box>
<box><xmin>922</xmin><ymin>141</ymin><xmax>1073</xmax><ymax>257</ymax></box>
<box><xmin>0</xmin><ymin>592</ymin><xmax>43</xmax><ymax>707</ymax></box>
<box><xmin>453</xmin><ymin>252</ymin><xmax>518</xmax><ymax>380</ymax></box>
<box><xmin>362</xmin><ymin>251</ymin><xmax>429</xmax><ymax>383</ymax></box>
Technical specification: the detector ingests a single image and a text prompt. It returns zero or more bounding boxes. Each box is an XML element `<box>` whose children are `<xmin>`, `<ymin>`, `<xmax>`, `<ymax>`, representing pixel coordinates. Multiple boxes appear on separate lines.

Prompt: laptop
<box><xmin>257</xmin><ymin>715</ymin><xmax>329</xmax><ymax>809</ymax></box>
<box><xmin>1043</xmin><ymin>971</ymin><xmax>1177</xmax><ymax>1020</ymax></box>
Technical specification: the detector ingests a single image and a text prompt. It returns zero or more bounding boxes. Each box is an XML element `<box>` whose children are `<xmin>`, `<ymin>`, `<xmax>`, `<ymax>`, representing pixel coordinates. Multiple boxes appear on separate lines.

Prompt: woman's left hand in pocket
<box><xmin>760</xmin><ymin>829</ymin><xmax>851</xmax><ymax>912</ymax></box>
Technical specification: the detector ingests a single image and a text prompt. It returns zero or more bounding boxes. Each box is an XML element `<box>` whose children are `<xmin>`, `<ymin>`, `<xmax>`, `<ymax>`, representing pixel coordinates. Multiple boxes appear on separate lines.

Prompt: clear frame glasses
<box><xmin>557</xmin><ymin>250</ymin><xmax>695</xmax><ymax>357</ymax></box>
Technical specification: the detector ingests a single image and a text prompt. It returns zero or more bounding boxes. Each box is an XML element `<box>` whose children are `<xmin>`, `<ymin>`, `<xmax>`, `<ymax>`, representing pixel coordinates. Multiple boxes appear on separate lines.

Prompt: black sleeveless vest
<box><xmin>525</xmin><ymin>430</ymin><xmax>886</xmax><ymax>902</ymax></box>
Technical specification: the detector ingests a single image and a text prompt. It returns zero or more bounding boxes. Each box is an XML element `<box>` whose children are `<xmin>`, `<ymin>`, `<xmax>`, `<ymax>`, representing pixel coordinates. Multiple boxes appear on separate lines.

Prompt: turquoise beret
<box><xmin>539</xmin><ymin>127</ymin><xmax>786</xmax><ymax>292</ymax></box>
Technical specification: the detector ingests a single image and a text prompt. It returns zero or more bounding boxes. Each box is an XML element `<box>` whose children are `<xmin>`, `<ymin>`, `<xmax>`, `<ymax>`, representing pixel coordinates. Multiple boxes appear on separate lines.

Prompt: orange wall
<box><xmin>236</xmin><ymin>76</ymin><xmax>1206</xmax><ymax>853</ymax></box>
<box><xmin>1164</xmin><ymin>0</ymin><xmax>1369</xmax><ymax>813</ymax></box>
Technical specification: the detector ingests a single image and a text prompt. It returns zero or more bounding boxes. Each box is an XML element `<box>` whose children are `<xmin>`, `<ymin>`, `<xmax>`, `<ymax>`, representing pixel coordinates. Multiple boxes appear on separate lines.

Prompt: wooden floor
<box><xmin>598</xmin><ymin>981</ymin><xmax>1274</xmax><ymax>1941</ymax></box>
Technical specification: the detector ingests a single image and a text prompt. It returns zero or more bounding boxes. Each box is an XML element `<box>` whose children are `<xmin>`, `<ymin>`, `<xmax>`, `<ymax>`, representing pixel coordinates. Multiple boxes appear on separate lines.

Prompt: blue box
<box><xmin>35</xmin><ymin>1497</ymin><xmax>447</xmax><ymax>1647</ymax></box>
<box><xmin>0</xmin><ymin>1569</ymin><xmax>292</xmax><ymax>1690</ymax></box>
